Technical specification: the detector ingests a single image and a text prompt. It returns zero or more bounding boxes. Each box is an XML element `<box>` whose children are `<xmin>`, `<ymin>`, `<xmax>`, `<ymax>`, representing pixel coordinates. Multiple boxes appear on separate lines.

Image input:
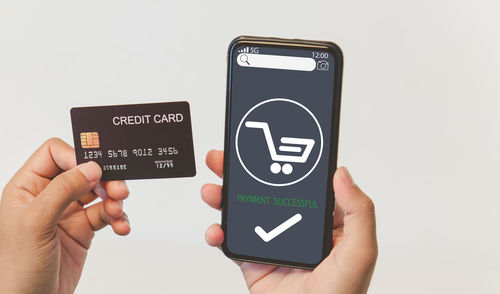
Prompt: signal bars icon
<box><xmin>237</xmin><ymin>47</ymin><xmax>249</xmax><ymax>53</ymax></box>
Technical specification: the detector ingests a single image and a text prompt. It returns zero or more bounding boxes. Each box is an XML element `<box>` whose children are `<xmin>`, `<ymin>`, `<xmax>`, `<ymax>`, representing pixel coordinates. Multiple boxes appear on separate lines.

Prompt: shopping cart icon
<box><xmin>245</xmin><ymin>121</ymin><xmax>315</xmax><ymax>175</ymax></box>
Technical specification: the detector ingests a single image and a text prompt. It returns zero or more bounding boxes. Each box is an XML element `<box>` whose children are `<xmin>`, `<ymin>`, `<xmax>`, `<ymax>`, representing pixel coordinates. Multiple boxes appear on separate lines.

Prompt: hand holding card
<box><xmin>71</xmin><ymin>101</ymin><xmax>196</xmax><ymax>181</ymax></box>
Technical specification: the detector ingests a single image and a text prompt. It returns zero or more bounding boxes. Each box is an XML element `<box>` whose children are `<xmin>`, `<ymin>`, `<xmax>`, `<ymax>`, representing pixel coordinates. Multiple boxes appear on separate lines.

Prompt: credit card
<box><xmin>70</xmin><ymin>101</ymin><xmax>196</xmax><ymax>181</ymax></box>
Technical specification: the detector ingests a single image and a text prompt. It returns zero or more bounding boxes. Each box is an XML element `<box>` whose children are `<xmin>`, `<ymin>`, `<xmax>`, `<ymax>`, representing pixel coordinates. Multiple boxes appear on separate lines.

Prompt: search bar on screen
<box><xmin>237</xmin><ymin>53</ymin><xmax>316</xmax><ymax>72</ymax></box>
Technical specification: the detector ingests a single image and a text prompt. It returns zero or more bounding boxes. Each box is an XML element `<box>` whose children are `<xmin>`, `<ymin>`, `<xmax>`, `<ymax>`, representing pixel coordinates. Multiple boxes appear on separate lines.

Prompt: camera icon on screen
<box><xmin>316</xmin><ymin>60</ymin><xmax>329</xmax><ymax>71</ymax></box>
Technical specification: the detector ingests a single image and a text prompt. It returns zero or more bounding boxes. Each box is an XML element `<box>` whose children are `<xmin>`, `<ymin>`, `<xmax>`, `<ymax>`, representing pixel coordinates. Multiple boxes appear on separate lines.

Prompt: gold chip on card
<box><xmin>80</xmin><ymin>132</ymin><xmax>100</xmax><ymax>148</ymax></box>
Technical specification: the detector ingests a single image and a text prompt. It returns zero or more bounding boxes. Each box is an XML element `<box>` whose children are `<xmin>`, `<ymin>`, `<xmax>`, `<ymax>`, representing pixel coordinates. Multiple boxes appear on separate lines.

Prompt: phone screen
<box><xmin>223</xmin><ymin>39</ymin><xmax>342</xmax><ymax>267</ymax></box>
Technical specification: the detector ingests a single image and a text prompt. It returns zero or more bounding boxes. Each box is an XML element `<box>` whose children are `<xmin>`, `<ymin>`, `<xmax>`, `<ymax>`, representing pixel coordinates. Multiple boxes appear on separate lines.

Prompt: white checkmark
<box><xmin>254</xmin><ymin>213</ymin><xmax>303</xmax><ymax>242</ymax></box>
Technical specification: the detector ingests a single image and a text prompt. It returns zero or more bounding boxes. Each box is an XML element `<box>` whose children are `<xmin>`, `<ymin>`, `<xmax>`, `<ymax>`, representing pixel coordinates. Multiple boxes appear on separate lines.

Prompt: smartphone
<box><xmin>221</xmin><ymin>36</ymin><xmax>343</xmax><ymax>268</ymax></box>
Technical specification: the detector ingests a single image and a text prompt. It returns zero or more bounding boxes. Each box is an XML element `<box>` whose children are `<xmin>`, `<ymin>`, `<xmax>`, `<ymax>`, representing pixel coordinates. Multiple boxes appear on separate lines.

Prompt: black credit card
<box><xmin>70</xmin><ymin>101</ymin><xmax>196</xmax><ymax>181</ymax></box>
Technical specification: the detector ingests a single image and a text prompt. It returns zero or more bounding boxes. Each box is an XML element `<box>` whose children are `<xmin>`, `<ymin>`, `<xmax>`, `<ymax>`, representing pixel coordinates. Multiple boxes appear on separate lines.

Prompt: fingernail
<box><xmin>119</xmin><ymin>181</ymin><xmax>129</xmax><ymax>193</ymax></box>
<box><xmin>205</xmin><ymin>226</ymin><xmax>212</xmax><ymax>240</ymax></box>
<box><xmin>341</xmin><ymin>167</ymin><xmax>355</xmax><ymax>186</ymax></box>
<box><xmin>93</xmin><ymin>183</ymin><xmax>108</xmax><ymax>200</ymax></box>
<box><xmin>78</xmin><ymin>162</ymin><xmax>101</xmax><ymax>182</ymax></box>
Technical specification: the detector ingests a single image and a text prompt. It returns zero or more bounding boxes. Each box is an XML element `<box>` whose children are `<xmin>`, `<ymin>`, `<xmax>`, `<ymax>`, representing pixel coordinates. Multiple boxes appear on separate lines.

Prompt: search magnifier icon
<box><xmin>240</xmin><ymin>54</ymin><xmax>250</xmax><ymax>65</ymax></box>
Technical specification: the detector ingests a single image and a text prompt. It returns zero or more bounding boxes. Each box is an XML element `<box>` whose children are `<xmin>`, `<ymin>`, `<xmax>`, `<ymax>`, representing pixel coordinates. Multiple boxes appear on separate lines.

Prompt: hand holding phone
<box><xmin>201</xmin><ymin>150</ymin><xmax>378</xmax><ymax>294</ymax></box>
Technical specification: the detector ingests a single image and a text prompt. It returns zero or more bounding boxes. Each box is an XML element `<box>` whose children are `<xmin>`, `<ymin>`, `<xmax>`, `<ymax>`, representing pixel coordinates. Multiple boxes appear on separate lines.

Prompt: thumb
<box><xmin>30</xmin><ymin>161</ymin><xmax>102</xmax><ymax>228</ymax></box>
<box><xmin>333</xmin><ymin>167</ymin><xmax>377</xmax><ymax>252</ymax></box>
<box><xmin>315</xmin><ymin>167</ymin><xmax>377</xmax><ymax>294</ymax></box>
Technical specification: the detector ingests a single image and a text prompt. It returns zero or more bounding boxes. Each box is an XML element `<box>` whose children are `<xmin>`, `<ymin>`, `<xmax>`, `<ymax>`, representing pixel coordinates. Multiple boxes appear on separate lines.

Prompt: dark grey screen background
<box><xmin>226</xmin><ymin>45</ymin><xmax>336</xmax><ymax>265</ymax></box>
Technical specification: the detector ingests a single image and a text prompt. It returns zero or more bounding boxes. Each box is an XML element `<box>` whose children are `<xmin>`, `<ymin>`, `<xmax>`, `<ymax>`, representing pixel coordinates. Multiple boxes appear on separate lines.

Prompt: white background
<box><xmin>1</xmin><ymin>0</ymin><xmax>499</xmax><ymax>293</ymax></box>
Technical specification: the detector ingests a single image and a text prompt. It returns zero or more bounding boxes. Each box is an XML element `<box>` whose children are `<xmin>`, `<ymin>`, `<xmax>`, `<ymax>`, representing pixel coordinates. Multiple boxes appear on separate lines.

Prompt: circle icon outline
<box><xmin>235</xmin><ymin>98</ymin><xmax>324</xmax><ymax>187</ymax></box>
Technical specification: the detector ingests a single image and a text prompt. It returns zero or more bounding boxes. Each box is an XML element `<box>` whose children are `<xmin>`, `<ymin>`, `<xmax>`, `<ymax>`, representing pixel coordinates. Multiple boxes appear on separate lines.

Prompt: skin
<box><xmin>0</xmin><ymin>138</ymin><xmax>131</xmax><ymax>294</ymax></box>
<box><xmin>0</xmin><ymin>139</ymin><xmax>376</xmax><ymax>294</ymax></box>
<box><xmin>201</xmin><ymin>150</ymin><xmax>378</xmax><ymax>294</ymax></box>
